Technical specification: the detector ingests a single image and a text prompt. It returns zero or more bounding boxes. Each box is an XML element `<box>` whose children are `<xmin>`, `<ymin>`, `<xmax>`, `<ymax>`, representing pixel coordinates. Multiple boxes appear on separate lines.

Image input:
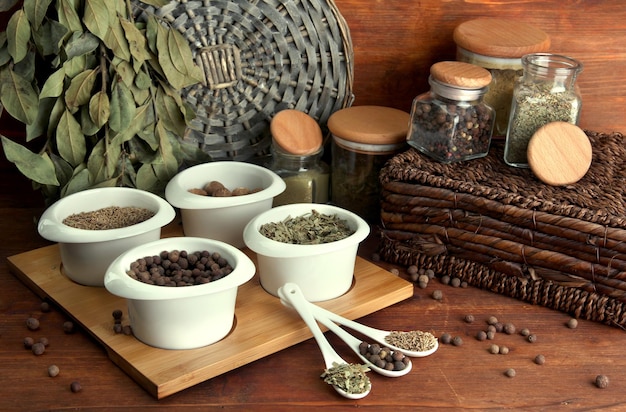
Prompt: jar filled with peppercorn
<box><xmin>407</xmin><ymin>61</ymin><xmax>495</xmax><ymax>163</ymax></box>
<box><xmin>504</xmin><ymin>53</ymin><xmax>583</xmax><ymax>168</ymax></box>
<box><xmin>453</xmin><ymin>18</ymin><xmax>551</xmax><ymax>137</ymax></box>
<box><xmin>268</xmin><ymin>109</ymin><xmax>329</xmax><ymax>206</ymax></box>
<box><xmin>328</xmin><ymin>106</ymin><xmax>409</xmax><ymax>223</ymax></box>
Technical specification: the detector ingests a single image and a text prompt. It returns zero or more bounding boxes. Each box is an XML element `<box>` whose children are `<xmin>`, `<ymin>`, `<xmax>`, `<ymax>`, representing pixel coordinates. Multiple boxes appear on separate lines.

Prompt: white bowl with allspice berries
<box><xmin>38</xmin><ymin>187</ymin><xmax>176</xmax><ymax>287</ymax></box>
<box><xmin>104</xmin><ymin>236</ymin><xmax>255</xmax><ymax>349</ymax></box>
<box><xmin>243</xmin><ymin>203</ymin><xmax>370</xmax><ymax>302</ymax></box>
<box><xmin>165</xmin><ymin>161</ymin><xmax>286</xmax><ymax>248</ymax></box>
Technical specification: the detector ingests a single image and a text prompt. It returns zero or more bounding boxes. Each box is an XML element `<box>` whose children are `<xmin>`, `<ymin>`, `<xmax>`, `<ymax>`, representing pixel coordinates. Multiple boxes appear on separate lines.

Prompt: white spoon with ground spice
<box><xmin>302</xmin><ymin>299</ymin><xmax>439</xmax><ymax>358</ymax></box>
<box><xmin>277</xmin><ymin>283</ymin><xmax>371</xmax><ymax>399</ymax></box>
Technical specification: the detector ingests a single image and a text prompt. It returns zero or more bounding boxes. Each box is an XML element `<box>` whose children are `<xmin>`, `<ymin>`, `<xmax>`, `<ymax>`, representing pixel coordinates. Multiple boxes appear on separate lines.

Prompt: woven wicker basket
<box><xmin>134</xmin><ymin>0</ymin><xmax>354</xmax><ymax>161</ymax></box>
<box><xmin>379</xmin><ymin>131</ymin><xmax>626</xmax><ymax>328</ymax></box>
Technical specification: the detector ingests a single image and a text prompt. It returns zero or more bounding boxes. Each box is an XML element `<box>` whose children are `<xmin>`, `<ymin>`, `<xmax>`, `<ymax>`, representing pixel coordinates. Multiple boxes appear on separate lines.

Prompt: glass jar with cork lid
<box><xmin>453</xmin><ymin>18</ymin><xmax>551</xmax><ymax>137</ymax></box>
<box><xmin>407</xmin><ymin>61</ymin><xmax>495</xmax><ymax>163</ymax></box>
<box><xmin>268</xmin><ymin>109</ymin><xmax>329</xmax><ymax>206</ymax></box>
<box><xmin>328</xmin><ymin>106</ymin><xmax>409</xmax><ymax>223</ymax></box>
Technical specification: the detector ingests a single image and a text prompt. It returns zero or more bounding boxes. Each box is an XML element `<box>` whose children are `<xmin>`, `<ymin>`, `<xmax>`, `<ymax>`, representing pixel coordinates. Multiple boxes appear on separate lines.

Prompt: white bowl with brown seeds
<box><xmin>38</xmin><ymin>187</ymin><xmax>175</xmax><ymax>287</ymax></box>
<box><xmin>165</xmin><ymin>161</ymin><xmax>286</xmax><ymax>248</ymax></box>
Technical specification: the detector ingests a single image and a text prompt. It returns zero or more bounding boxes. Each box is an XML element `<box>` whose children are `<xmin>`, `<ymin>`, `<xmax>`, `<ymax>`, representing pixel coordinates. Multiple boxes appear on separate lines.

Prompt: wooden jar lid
<box><xmin>327</xmin><ymin>106</ymin><xmax>410</xmax><ymax>145</ymax></box>
<box><xmin>527</xmin><ymin>122</ymin><xmax>592</xmax><ymax>186</ymax></box>
<box><xmin>453</xmin><ymin>18</ymin><xmax>551</xmax><ymax>58</ymax></box>
<box><xmin>270</xmin><ymin>109</ymin><xmax>323</xmax><ymax>155</ymax></box>
<box><xmin>430</xmin><ymin>61</ymin><xmax>492</xmax><ymax>89</ymax></box>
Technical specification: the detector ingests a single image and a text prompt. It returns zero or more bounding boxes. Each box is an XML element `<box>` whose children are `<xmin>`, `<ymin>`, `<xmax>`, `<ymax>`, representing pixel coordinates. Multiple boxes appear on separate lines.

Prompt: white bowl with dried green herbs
<box><xmin>165</xmin><ymin>161</ymin><xmax>286</xmax><ymax>248</ymax></box>
<box><xmin>104</xmin><ymin>236</ymin><xmax>255</xmax><ymax>350</ymax></box>
<box><xmin>38</xmin><ymin>187</ymin><xmax>175</xmax><ymax>287</ymax></box>
<box><xmin>243</xmin><ymin>203</ymin><xmax>370</xmax><ymax>301</ymax></box>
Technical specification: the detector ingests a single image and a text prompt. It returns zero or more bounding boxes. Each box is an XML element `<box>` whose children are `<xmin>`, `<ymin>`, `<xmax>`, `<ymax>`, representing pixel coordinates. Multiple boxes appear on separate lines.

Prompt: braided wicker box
<box><xmin>379</xmin><ymin>131</ymin><xmax>626</xmax><ymax>328</ymax></box>
<box><xmin>134</xmin><ymin>0</ymin><xmax>353</xmax><ymax>161</ymax></box>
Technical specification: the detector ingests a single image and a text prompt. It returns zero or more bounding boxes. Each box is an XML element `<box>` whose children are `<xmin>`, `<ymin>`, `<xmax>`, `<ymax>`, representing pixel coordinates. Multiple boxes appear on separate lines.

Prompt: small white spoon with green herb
<box><xmin>278</xmin><ymin>283</ymin><xmax>371</xmax><ymax>399</ymax></box>
<box><xmin>301</xmin><ymin>297</ymin><xmax>438</xmax><ymax>358</ymax></box>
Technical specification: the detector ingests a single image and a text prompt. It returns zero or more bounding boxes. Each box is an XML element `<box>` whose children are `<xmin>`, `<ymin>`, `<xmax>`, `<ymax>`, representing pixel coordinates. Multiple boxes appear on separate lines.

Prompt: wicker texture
<box><xmin>135</xmin><ymin>0</ymin><xmax>353</xmax><ymax>161</ymax></box>
<box><xmin>379</xmin><ymin>131</ymin><xmax>626</xmax><ymax>328</ymax></box>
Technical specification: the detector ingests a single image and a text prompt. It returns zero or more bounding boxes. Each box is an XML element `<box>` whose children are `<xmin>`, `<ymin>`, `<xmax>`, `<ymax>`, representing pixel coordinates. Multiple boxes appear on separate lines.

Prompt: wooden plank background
<box><xmin>333</xmin><ymin>0</ymin><xmax>626</xmax><ymax>134</ymax></box>
<box><xmin>1</xmin><ymin>0</ymin><xmax>625</xmax><ymax>135</ymax></box>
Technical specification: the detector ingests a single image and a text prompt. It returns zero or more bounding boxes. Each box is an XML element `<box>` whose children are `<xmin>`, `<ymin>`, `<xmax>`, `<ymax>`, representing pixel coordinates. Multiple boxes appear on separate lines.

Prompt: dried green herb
<box><xmin>259</xmin><ymin>209</ymin><xmax>355</xmax><ymax>244</ymax></box>
<box><xmin>385</xmin><ymin>330</ymin><xmax>438</xmax><ymax>352</ymax></box>
<box><xmin>320</xmin><ymin>362</ymin><xmax>370</xmax><ymax>395</ymax></box>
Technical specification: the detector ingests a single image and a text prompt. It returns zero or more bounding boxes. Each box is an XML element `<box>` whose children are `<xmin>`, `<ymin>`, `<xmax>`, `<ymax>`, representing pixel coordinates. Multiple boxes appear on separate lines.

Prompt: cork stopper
<box><xmin>527</xmin><ymin>122</ymin><xmax>592</xmax><ymax>186</ymax></box>
<box><xmin>430</xmin><ymin>61</ymin><xmax>492</xmax><ymax>89</ymax></box>
<box><xmin>270</xmin><ymin>109</ymin><xmax>323</xmax><ymax>155</ymax></box>
<box><xmin>453</xmin><ymin>18</ymin><xmax>551</xmax><ymax>58</ymax></box>
<box><xmin>327</xmin><ymin>106</ymin><xmax>410</xmax><ymax>145</ymax></box>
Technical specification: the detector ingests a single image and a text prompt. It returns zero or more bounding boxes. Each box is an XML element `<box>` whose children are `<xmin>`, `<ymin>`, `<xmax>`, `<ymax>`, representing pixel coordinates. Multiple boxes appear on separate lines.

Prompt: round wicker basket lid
<box><xmin>453</xmin><ymin>18</ymin><xmax>551</xmax><ymax>58</ymax></box>
<box><xmin>527</xmin><ymin>122</ymin><xmax>592</xmax><ymax>186</ymax></box>
<box><xmin>327</xmin><ymin>106</ymin><xmax>410</xmax><ymax>145</ymax></box>
<box><xmin>134</xmin><ymin>0</ymin><xmax>353</xmax><ymax>161</ymax></box>
<box><xmin>430</xmin><ymin>61</ymin><xmax>492</xmax><ymax>88</ymax></box>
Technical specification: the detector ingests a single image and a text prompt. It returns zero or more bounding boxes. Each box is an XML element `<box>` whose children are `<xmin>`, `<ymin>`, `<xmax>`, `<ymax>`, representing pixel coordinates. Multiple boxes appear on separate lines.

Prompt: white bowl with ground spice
<box><xmin>38</xmin><ymin>187</ymin><xmax>175</xmax><ymax>287</ymax></box>
<box><xmin>243</xmin><ymin>203</ymin><xmax>370</xmax><ymax>302</ymax></box>
<box><xmin>165</xmin><ymin>161</ymin><xmax>286</xmax><ymax>248</ymax></box>
<box><xmin>104</xmin><ymin>236</ymin><xmax>255</xmax><ymax>350</ymax></box>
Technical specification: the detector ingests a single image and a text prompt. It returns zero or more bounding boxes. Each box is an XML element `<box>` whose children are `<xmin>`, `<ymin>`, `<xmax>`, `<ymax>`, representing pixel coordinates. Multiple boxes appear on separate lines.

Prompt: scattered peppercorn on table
<box><xmin>2</xmin><ymin>163</ymin><xmax>626</xmax><ymax>410</ymax></box>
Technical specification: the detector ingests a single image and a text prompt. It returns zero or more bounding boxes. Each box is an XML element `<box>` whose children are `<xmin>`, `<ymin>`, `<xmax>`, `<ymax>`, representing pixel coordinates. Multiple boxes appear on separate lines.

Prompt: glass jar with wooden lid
<box><xmin>453</xmin><ymin>18</ymin><xmax>551</xmax><ymax>136</ymax></box>
<box><xmin>407</xmin><ymin>61</ymin><xmax>495</xmax><ymax>163</ymax></box>
<box><xmin>268</xmin><ymin>109</ymin><xmax>329</xmax><ymax>206</ymax></box>
<box><xmin>328</xmin><ymin>106</ymin><xmax>409</xmax><ymax>223</ymax></box>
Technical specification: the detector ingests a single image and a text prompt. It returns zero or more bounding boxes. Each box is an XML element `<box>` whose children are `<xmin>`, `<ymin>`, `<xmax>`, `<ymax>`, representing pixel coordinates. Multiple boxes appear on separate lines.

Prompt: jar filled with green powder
<box><xmin>504</xmin><ymin>53</ymin><xmax>583</xmax><ymax>168</ymax></box>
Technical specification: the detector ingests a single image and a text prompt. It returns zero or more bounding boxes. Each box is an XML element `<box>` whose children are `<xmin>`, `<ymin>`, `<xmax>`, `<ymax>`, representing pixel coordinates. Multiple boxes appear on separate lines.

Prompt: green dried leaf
<box><xmin>6</xmin><ymin>10</ymin><xmax>31</xmax><ymax>63</ymax></box>
<box><xmin>64</xmin><ymin>31</ymin><xmax>100</xmax><ymax>61</ymax></box>
<box><xmin>88</xmin><ymin>90</ymin><xmax>110</xmax><ymax>128</ymax></box>
<box><xmin>49</xmin><ymin>151</ymin><xmax>74</xmax><ymax>188</ymax></box>
<box><xmin>110</xmin><ymin>102</ymin><xmax>151</xmax><ymax>146</ymax></box>
<box><xmin>45</xmin><ymin>96</ymin><xmax>66</xmax><ymax>138</ymax></box>
<box><xmin>136</xmin><ymin>0</ymin><xmax>169</xmax><ymax>7</ymax></box>
<box><xmin>1</xmin><ymin>135</ymin><xmax>59</xmax><ymax>185</ymax></box>
<box><xmin>32</xmin><ymin>19</ymin><xmax>67</xmax><ymax>56</ymax></box>
<box><xmin>64</xmin><ymin>68</ymin><xmax>97</xmax><ymax>110</ymax></box>
<box><xmin>134</xmin><ymin>69</ymin><xmax>152</xmax><ymax>90</ymax></box>
<box><xmin>136</xmin><ymin>163</ymin><xmax>160</xmax><ymax>194</ymax></box>
<box><xmin>155</xmin><ymin>120</ymin><xmax>178</xmax><ymax>178</ymax></box>
<box><xmin>0</xmin><ymin>33</ymin><xmax>11</xmax><ymax>66</ymax></box>
<box><xmin>87</xmin><ymin>138</ymin><xmax>119</xmax><ymax>184</ymax></box>
<box><xmin>80</xmin><ymin>104</ymin><xmax>99</xmax><ymax>136</ymax></box>
<box><xmin>62</xmin><ymin>54</ymin><xmax>87</xmax><ymax>78</ymax></box>
<box><xmin>154</xmin><ymin>23</ymin><xmax>187</xmax><ymax>90</ymax></box>
<box><xmin>12</xmin><ymin>48</ymin><xmax>35</xmax><ymax>82</ymax></box>
<box><xmin>40</xmin><ymin>67</ymin><xmax>65</xmax><ymax>99</ymax></box>
<box><xmin>56</xmin><ymin>108</ymin><xmax>86</xmax><ymax>166</ymax></box>
<box><xmin>83</xmin><ymin>0</ymin><xmax>110</xmax><ymax>41</ymax></box>
<box><xmin>120</xmin><ymin>18</ymin><xmax>151</xmax><ymax>66</ymax></box>
<box><xmin>108</xmin><ymin>80</ymin><xmax>135</xmax><ymax>132</ymax></box>
<box><xmin>0</xmin><ymin>67</ymin><xmax>38</xmax><ymax>124</ymax></box>
<box><xmin>155</xmin><ymin>87</ymin><xmax>187</xmax><ymax>137</ymax></box>
<box><xmin>112</xmin><ymin>58</ymin><xmax>135</xmax><ymax>87</ymax></box>
<box><xmin>104</xmin><ymin>17</ymin><xmax>131</xmax><ymax>62</ymax></box>
<box><xmin>55</xmin><ymin>0</ymin><xmax>82</xmax><ymax>33</ymax></box>
<box><xmin>60</xmin><ymin>166</ymin><xmax>89</xmax><ymax>197</ymax></box>
<box><xmin>26</xmin><ymin>96</ymin><xmax>56</xmax><ymax>140</ymax></box>
<box><xmin>23</xmin><ymin>0</ymin><xmax>53</xmax><ymax>31</ymax></box>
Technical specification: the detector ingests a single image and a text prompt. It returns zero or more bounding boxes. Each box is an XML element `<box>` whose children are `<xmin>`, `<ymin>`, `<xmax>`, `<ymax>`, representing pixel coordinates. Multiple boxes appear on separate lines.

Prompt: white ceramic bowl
<box><xmin>165</xmin><ymin>161</ymin><xmax>286</xmax><ymax>248</ymax></box>
<box><xmin>243</xmin><ymin>203</ymin><xmax>370</xmax><ymax>302</ymax></box>
<box><xmin>38</xmin><ymin>187</ymin><xmax>175</xmax><ymax>287</ymax></box>
<box><xmin>104</xmin><ymin>236</ymin><xmax>255</xmax><ymax>350</ymax></box>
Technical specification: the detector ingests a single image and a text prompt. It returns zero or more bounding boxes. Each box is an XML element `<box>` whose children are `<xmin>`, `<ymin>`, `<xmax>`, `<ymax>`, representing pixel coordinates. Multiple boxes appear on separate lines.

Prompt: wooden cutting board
<box><xmin>7</xmin><ymin>236</ymin><xmax>413</xmax><ymax>399</ymax></box>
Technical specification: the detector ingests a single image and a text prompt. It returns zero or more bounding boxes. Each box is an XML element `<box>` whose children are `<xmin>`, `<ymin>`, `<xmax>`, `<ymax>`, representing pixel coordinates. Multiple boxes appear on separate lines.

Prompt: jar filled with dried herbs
<box><xmin>328</xmin><ymin>106</ymin><xmax>409</xmax><ymax>223</ymax></box>
<box><xmin>407</xmin><ymin>61</ymin><xmax>495</xmax><ymax>164</ymax></box>
<box><xmin>504</xmin><ymin>53</ymin><xmax>583</xmax><ymax>167</ymax></box>
<box><xmin>268</xmin><ymin>110</ymin><xmax>329</xmax><ymax>206</ymax></box>
<box><xmin>454</xmin><ymin>18</ymin><xmax>551</xmax><ymax>137</ymax></box>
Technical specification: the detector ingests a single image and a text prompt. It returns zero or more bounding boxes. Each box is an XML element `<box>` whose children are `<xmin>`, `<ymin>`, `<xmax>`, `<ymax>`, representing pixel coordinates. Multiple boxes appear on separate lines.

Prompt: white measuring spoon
<box><xmin>277</xmin><ymin>283</ymin><xmax>371</xmax><ymax>399</ymax></box>
<box><xmin>283</xmin><ymin>298</ymin><xmax>413</xmax><ymax>378</ymax></box>
<box><xmin>302</xmin><ymin>297</ymin><xmax>438</xmax><ymax>358</ymax></box>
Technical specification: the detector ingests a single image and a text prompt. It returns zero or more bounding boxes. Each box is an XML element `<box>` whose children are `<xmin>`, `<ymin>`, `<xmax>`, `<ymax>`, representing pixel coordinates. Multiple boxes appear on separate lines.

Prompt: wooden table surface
<box><xmin>2</xmin><ymin>160</ymin><xmax>626</xmax><ymax>412</ymax></box>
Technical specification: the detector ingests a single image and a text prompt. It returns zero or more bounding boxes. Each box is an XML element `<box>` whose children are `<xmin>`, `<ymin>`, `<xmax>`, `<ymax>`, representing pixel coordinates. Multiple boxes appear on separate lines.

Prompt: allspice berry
<box><xmin>595</xmin><ymin>375</ymin><xmax>609</xmax><ymax>389</ymax></box>
<box><xmin>32</xmin><ymin>342</ymin><xmax>46</xmax><ymax>356</ymax></box>
<box><xmin>567</xmin><ymin>318</ymin><xmax>578</xmax><ymax>329</ymax></box>
<box><xmin>70</xmin><ymin>381</ymin><xmax>82</xmax><ymax>393</ymax></box>
<box><xmin>26</xmin><ymin>317</ymin><xmax>40</xmax><ymax>331</ymax></box>
<box><xmin>48</xmin><ymin>364</ymin><xmax>60</xmax><ymax>377</ymax></box>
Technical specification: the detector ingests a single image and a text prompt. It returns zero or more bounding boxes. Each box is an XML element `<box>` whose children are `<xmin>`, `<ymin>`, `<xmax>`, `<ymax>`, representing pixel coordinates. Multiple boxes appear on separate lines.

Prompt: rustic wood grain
<box><xmin>6</xmin><ymin>240</ymin><xmax>413</xmax><ymax>399</ymax></box>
